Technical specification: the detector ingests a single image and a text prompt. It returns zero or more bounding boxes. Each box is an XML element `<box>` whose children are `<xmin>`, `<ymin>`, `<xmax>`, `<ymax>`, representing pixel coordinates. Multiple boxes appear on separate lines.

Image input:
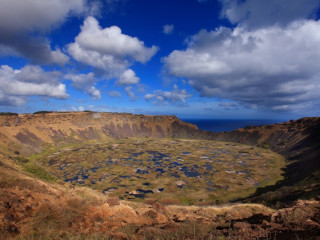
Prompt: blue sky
<box><xmin>0</xmin><ymin>0</ymin><xmax>320</xmax><ymax>119</ymax></box>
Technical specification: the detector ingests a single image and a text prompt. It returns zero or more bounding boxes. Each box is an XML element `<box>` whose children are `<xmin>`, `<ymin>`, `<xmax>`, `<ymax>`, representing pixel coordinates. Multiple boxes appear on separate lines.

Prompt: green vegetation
<box><xmin>0</xmin><ymin>112</ymin><xmax>18</xmax><ymax>116</ymax></box>
<box><xmin>23</xmin><ymin>163</ymin><xmax>56</xmax><ymax>182</ymax></box>
<box><xmin>33</xmin><ymin>111</ymin><xmax>53</xmax><ymax>114</ymax></box>
<box><xmin>16</xmin><ymin>156</ymin><xmax>29</xmax><ymax>164</ymax></box>
<box><xmin>258</xmin><ymin>142</ymin><xmax>271</xmax><ymax>149</ymax></box>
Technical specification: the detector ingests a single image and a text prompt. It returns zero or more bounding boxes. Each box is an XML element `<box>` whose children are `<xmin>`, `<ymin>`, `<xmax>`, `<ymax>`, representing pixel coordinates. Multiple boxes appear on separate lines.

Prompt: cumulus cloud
<box><xmin>163</xmin><ymin>24</ymin><xmax>174</xmax><ymax>35</ymax></box>
<box><xmin>144</xmin><ymin>85</ymin><xmax>191</xmax><ymax>105</ymax></box>
<box><xmin>220</xmin><ymin>0</ymin><xmax>320</xmax><ymax>29</ymax></box>
<box><xmin>116</xmin><ymin>69</ymin><xmax>140</xmax><ymax>86</ymax></box>
<box><xmin>68</xmin><ymin>16</ymin><xmax>158</xmax><ymax>77</ymax></box>
<box><xmin>65</xmin><ymin>72</ymin><xmax>101</xmax><ymax>99</ymax></box>
<box><xmin>163</xmin><ymin>20</ymin><xmax>320</xmax><ymax>112</ymax></box>
<box><xmin>0</xmin><ymin>0</ymin><xmax>91</xmax><ymax>64</ymax></box>
<box><xmin>0</xmin><ymin>36</ymin><xmax>69</xmax><ymax>65</ymax></box>
<box><xmin>0</xmin><ymin>65</ymin><xmax>68</xmax><ymax>106</ymax></box>
<box><xmin>0</xmin><ymin>0</ymin><xmax>87</xmax><ymax>33</ymax></box>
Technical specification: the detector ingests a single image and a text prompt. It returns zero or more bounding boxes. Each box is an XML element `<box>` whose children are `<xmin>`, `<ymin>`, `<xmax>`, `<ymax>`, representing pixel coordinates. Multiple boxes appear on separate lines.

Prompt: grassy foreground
<box><xmin>1</xmin><ymin>151</ymin><xmax>319</xmax><ymax>240</ymax></box>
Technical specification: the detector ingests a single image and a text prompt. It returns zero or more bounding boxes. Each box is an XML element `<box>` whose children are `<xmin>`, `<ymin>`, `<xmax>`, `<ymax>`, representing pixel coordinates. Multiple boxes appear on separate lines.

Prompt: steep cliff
<box><xmin>0</xmin><ymin>112</ymin><xmax>199</xmax><ymax>155</ymax></box>
<box><xmin>205</xmin><ymin>117</ymin><xmax>320</xmax><ymax>205</ymax></box>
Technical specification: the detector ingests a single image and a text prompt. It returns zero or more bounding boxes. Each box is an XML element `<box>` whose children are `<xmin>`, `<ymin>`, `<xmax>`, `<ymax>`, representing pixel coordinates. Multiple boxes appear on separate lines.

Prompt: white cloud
<box><xmin>220</xmin><ymin>0</ymin><xmax>320</xmax><ymax>29</ymax></box>
<box><xmin>116</xmin><ymin>69</ymin><xmax>140</xmax><ymax>85</ymax></box>
<box><xmin>65</xmin><ymin>72</ymin><xmax>101</xmax><ymax>99</ymax></box>
<box><xmin>0</xmin><ymin>0</ymin><xmax>87</xmax><ymax>33</ymax></box>
<box><xmin>124</xmin><ymin>86</ymin><xmax>137</xmax><ymax>101</ymax></box>
<box><xmin>0</xmin><ymin>0</ymin><xmax>90</xmax><ymax>65</ymax></box>
<box><xmin>68</xmin><ymin>16</ymin><xmax>158</xmax><ymax>77</ymax></box>
<box><xmin>163</xmin><ymin>24</ymin><xmax>174</xmax><ymax>35</ymax></box>
<box><xmin>0</xmin><ymin>65</ymin><xmax>68</xmax><ymax>106</ymax></box>
<box><xmin>144</xmin><ymin>85</ymin><xmax>191</xmax><ymax>105</ymax></box>
<box><xmin>163</xmin><ymin>20</ymin><xmax>320</xmax><ymax>112</ymax></box>
<box><xmin>108</xmin><ymin>91</ymin><xmax>122</xmax><ymax>98</ymax></box>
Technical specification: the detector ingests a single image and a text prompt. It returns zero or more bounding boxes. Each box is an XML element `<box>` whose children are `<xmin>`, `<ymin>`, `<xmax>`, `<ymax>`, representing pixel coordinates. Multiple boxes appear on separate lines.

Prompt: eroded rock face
<box><xmin>0</xmin><ymin>112</ymin><xmax>200</xmax><ymax>155</ymax></box>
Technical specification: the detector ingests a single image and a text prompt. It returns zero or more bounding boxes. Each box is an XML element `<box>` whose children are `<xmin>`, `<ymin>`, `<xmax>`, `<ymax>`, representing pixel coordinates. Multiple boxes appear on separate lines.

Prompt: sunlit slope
<box><xmin>0</xmin><ymin>112</ymin><xmax>199</xmax><ymax>155</ymax></box>
<box><xmin>1</xmin><ymin>152</ymin><xmax>319</xmax><ymax>240</ymax></box>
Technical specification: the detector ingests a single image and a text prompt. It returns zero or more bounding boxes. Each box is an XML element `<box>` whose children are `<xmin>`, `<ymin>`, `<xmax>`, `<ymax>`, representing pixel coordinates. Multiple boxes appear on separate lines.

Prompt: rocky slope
<box><xmin>1</xmin><ymin>153</ymin><xmax>319</xmax><ymax>239</ymax></box>
<box><xmin>0</xmin><ymin>112</ymin><xmax>199</xmax><ymax>156</ymax></box>
<box><xmin>205</xmin><ymin>117</ymin><xmax>320</xmax><ymax>206</ymax></box>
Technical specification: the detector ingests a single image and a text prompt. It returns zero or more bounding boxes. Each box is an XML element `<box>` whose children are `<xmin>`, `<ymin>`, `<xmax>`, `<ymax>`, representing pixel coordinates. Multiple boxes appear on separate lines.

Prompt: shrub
<box><xmin>16</xmin><ymin>157</ymin><xmax>29</xmax><ymax>164</ymax></box>
<box><xmin>33</xmin><ymin>111</ymin><xmax>53</xmax><ymax>114</ymax></box>
<box><xmin>23</xmin><ymin>163</ymin><xmax>56</xmax><ymax>182</ymax></box>
<box><xmin>0</xmin><ymin>112</ymin><xmax>18</xmax><ymax>116</ymax></box>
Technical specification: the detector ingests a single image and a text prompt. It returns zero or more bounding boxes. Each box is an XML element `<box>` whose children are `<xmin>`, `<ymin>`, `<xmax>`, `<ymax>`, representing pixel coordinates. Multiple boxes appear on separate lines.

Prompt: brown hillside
<box><xmin>206</xmin><ymin>117</ymin><xmax>320</xmax><ymax>205</ymax></box>
<box><xmin>0</xmin><ymin>112</ymin><xmax>199</xmax><ymax>156</ymax></box>
<box><xmin>1</xmin><ymin>153</ymin><xmax>319</xmax><ymax>240</ymax></box>
<box><xmin>0</xmin><ymin>112</ymin><xmax>320</xmax><ymax>239</ymax></box>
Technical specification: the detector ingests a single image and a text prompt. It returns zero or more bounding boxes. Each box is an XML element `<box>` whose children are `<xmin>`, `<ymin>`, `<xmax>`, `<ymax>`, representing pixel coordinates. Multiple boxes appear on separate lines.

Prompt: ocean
<box><xmin>181</xmin><ymin>119</ymin><xmax>285</xmax><ymax>133</ymax></box>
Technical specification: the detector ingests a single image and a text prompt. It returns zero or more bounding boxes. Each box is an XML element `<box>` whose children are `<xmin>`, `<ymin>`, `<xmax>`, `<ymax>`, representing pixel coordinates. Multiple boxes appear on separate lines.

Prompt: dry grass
<box><xmin>1</xmin><ymin>153</ymin><xmax>319</xmax><ymax>240</ymax></box>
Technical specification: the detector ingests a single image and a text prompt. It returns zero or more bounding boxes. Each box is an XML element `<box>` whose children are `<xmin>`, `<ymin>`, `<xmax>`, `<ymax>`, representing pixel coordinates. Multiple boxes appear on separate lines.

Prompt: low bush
<box><xmin>23</xmin><ymin>163</ymin><xmax>56</xmax><ymax>182</ymax></box>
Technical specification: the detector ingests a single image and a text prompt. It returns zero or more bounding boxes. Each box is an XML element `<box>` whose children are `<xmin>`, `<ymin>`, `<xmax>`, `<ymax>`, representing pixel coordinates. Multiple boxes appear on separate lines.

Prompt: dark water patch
<box><xmin>136</xmin><ymin>168</ymin><xmax>149</xmax><ymax>174</ymax></box>
<box><xmin>181</xmin><ymin>152</ymin><xmax>191</xmax><ymax>155</ymax></box>
<box><xmin>184</xmin><ymin>171</ymin><xmax>200</xmax><ymax>177</ymax></box>
<box><xmin>90</xmin><ymin>166</ymin><xmax>100</xmax><ymax>172</ymax></box>
<box><xmin>143</xmin><ymin>182</ymin><xmax>150</xmax><ymax>186</ymax></box>
<box><xmin>132</xmin><ymin>194</ymin><xmax>144</xmax><ymax>198</ymax></box>
<box><xmin>64</xmin><ymin>176</ymin><xmax>79</xmax><ymax>182</ymax></box>
<box><xmin>155</xmin><ymin>168</ymin><xmax>165</xmax><ymax>174</ymax></box>
<box><xmin>81</xmin><ymin>175</ymin><xmax>89</xmax><ymax>180</ymax></box>
<box><xmin>180</xmin><ymin>166</ymin><xmax>188</xmax><ymax>171</ymax></box>
<box><xmin>203</xmin><ymin>164</ymin><xmax>213</xmax><ymax>170</ymax></box>
<box><xmin>137</xmin><ymin>189</ymin><xmax>154</xmax><ymax>194</ymax></box>
<box><xmin>119</xmin><ymin>175</ymin><xmax>132</xmax><ymax>178</ymax></box>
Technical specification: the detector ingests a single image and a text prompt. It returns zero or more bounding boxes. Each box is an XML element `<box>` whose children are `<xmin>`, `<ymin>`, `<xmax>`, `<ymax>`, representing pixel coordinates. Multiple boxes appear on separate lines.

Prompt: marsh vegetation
<box><xmin>31</xmin><ymin>138</ymin><xmax>285</xmax><ymax>205</ymax></box>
